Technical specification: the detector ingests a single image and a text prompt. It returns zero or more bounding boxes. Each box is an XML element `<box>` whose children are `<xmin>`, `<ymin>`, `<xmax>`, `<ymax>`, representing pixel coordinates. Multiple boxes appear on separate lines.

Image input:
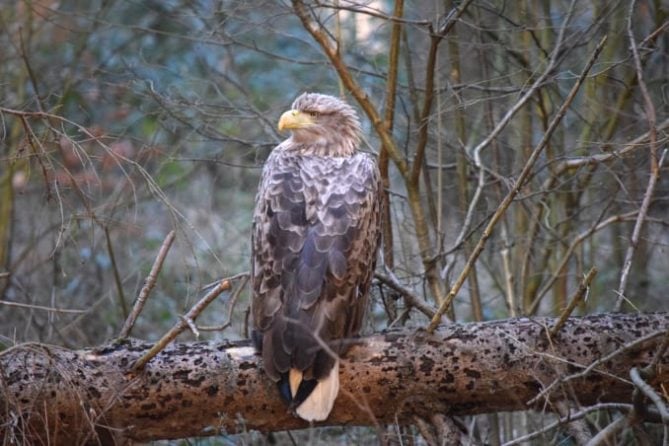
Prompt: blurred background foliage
<box><xmin>1</xmin><ymin>0</ymin><xmax>668</xmax><ymax>343</ymax></box>
<box><xmin>0</xmin><ymin>0</ymin><xmax>668</xmax><ymax>442</ymax></box>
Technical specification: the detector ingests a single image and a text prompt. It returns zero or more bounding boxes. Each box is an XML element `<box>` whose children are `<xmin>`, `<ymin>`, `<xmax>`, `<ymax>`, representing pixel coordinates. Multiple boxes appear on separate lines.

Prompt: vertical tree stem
<box><xmin>427</xmin><ymin>35</ymin><xmax>606</xmax><ymax>333</ymax></box>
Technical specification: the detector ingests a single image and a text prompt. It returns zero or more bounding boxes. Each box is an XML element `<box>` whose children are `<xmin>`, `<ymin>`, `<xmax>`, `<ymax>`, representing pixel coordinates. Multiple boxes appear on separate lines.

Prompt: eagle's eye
<box><xmin>307</xmin><ymin>111</ymin><xmax>319</xmax><ymax>117</ymax></box>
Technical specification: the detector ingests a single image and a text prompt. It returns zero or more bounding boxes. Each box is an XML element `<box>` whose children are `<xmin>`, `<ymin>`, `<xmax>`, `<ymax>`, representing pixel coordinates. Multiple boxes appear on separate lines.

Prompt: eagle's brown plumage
<box><xmin>251</xmin><ymin>92</ymin><xmax>381</xmax><ymax>421</ymax></box>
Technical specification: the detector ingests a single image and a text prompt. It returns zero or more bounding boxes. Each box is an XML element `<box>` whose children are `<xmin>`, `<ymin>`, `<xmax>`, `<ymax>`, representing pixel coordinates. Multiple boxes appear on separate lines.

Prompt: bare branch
<box><xmin>377</xmin><ymin>0</ymin><xmax>404</xmax><ymax>276</ymax></box>
<box><xmin>549</xmin><ymin>267</ymin><xmax>597</xmax><ymax>338</ymax></box>
<box><xmin>410</xmin><ymin>0</ymin><xmax>474</xmax><ymax>185</ymax></box>
<box><xmin>630</xmin><ymin>367</ymin><xmax>669</xmax><ymax>423</ymax></box>
<box><xmin>130</xmin><ymin>277</ymin><xmax>232</xmax><ymax>372</ymax></box>
<box><xmin>528</xmin><ymin>211</ymin><xmax>637</xmax><ymax>315</ymax></box>
<box><xmin>105</xmin><ymin>226</ymin><xmax>128</xmax><ymax>320</ymax></box>
<box><xmin>428</xmin><ymin>31</ymin><xmax>606</xmax><ymax>333</ymax></box>
<box><xmin>614</xmin><ymin>0</ymin><xmax>664</xmax><ymax>311</ymax></box>
<box><xmin>585</xmin><ymin>416</ymin><xmax>628</xmax><ymax>446</ymax></box>
<box><xmin>318</xmin><ymin>1</ymin><xmax>431</xmax><ymax>26</ymax></box>
<box><xmin>118</xmin><ymin>230</ymin><xmax>176</xmax><ymax>339</ymax></box>
<box><xmin>442</xmin><ymin>0</ymin><xmax>579</xmax><ymax>276</ymax></box>
<box><xmin>197</xmin><ymin>274</ymin><xmax>249</xmax><ymax>332</ymax></box>
<box><xmin>291</xmin><ymin>0</ymin><xmax>409</xmax><ymax>178</ymax></box>
<box><xmin>375</xmin><ymin>272</ymin><xmax>436</xmax><ymax>319</ymax></box>
<box><xmin>180</xmin><ymin>315</ymin><xmax>201</xmax><ymax>339</ymax></box>
<box><xmin>0</xmin><ymin>300</ymin><xmax>86</xmax><ymax>314</ymax></box>
<box><xmin>529</xmin><ymin>328</ymin><xmax>667</xmax><ymax>406</ymax></box>
<box><xmin>559</xmin><ymin>117</ymin><xmax>669</xmax><ymax>171</ymax></box>
<box><xmin>503</xmin><ymin>403</ymin><xmax>633</xmax><ymax>446</ymax></box>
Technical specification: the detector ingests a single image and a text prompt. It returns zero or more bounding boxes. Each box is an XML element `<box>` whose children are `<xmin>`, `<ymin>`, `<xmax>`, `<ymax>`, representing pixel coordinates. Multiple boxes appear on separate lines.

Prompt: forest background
<box><xmin>1</xmin><ymin>0</ymin><xmax>668</xmax><ymax>444</ymax></box>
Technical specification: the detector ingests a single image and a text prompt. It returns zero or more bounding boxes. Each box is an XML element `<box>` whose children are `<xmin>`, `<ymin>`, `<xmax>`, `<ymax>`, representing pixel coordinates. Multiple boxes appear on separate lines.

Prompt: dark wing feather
<box><xmin>252</xmin><ymin>146</ymin><xmax>381</xmax><ymax>383</ymax></box>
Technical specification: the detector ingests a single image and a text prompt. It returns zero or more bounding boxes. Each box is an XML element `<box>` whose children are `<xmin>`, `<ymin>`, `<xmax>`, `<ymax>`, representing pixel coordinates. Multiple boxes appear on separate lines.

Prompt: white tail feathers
<box><xmin>292</xmin><ymin>360</ymin><xmax>340</xmax><ymax>421</ymax></box>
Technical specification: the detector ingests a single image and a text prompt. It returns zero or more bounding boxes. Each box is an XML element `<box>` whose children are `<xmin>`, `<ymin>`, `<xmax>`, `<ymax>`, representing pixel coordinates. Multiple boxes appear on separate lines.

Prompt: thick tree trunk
<box><xmin>1</xmin><ymin>313</ymin><xmax>668</xmax><ymax>444</ymax></box>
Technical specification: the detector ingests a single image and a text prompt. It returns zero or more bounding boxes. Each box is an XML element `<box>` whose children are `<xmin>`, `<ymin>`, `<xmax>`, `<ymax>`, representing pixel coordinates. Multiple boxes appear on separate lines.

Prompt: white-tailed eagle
<box><xmin>251</xmin><ymin>92</ymin><xmax>382</xmax><ymax>421</ymax></box>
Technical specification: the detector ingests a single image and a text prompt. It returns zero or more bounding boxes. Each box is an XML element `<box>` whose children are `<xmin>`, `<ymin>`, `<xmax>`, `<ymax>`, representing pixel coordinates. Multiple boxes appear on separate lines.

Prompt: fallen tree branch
<box><xmin>1</xmin><ymin>313</ymin><xmax>668</xmax><ymax>444</ymax></box>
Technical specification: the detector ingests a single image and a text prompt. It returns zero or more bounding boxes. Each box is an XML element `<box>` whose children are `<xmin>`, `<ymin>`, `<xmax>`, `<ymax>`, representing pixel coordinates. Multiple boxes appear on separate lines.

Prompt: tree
<box><xmin>1</xmin><ymin>0</ymin><xmax>668</xmax><ymax>444</ymax></box>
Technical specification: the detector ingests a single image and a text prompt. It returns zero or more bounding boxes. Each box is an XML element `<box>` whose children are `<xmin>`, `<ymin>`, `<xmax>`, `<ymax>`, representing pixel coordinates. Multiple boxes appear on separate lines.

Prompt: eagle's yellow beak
<box><xmin>278</xmin><ymin>109</ymin><xmax>314</xmax><ymax>131</ymax></box>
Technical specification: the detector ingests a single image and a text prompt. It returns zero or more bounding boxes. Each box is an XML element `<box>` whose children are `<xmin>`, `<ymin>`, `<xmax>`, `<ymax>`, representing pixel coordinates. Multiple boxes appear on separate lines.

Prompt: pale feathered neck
<box><xmin>283</xmin><ymin>133</ymin><xmax>358</xmax><ymax>157</ymax></box>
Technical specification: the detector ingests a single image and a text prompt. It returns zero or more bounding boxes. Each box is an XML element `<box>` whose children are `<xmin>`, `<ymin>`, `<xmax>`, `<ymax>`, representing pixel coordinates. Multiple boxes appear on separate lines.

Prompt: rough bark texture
<box><xmin>1</xmin><ymin>313</ymin><xmax>668</xmax><ymax>444</ymax></box>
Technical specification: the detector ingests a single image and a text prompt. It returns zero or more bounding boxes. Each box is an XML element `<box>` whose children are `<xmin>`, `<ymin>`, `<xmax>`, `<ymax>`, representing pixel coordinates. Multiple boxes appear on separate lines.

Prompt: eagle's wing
<box><xmin>251</xmin><ymin>147</ymin><xmax>381</xmax><ymax>384</ymax></box>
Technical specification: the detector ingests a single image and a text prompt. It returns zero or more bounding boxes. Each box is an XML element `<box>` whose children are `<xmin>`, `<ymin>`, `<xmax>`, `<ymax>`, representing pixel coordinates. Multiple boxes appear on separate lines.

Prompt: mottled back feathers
<box><xmin>252</xmin><ymin>148</ymin><xmax>381</xmax><ymax>378</ymax></box>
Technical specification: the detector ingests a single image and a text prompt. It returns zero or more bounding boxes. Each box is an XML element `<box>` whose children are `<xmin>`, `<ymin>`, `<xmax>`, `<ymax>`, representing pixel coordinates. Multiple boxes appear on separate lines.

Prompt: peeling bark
<box><xmin>1</xmin><ymin>313</ymin><xmax>668</xmax><ymax>444</ymax></box>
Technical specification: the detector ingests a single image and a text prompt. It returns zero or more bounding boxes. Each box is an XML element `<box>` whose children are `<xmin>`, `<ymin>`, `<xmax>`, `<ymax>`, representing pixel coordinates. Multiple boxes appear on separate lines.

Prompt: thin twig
<box><xmin>0</xmin><ymin>106</ymin><xmax>225</xmax><ymax>274</ymax></box>
<box><xmin>440</xmin><ymin>0</ymin><xmax>580</xmax><ymax>283</ymax></box>
<box><xmin>105</xmin><ymin>226</ymin><xmax>128</xmax><ymax>320</ymax></box>
<box><xmin>118</xmin><ymin>230</ymin><xmax>176</xmax><ymax>339</ymax></box>
<box><xmin>431</xmin><ymin>414</ymin><xmax>463</xmax><ymax>445</ymax></box>
<box><xmin>614</xmin><ymin>0</ymin><xmax>662</xmax><ymax>312</ymax></box>
<box><xmin>445</xmin><ymin>0</ymin><xmax>577</xmax><ymax>257</ymax></box>
<box><xmin>291</xmin><ymin>0</ymin><xmax>408</xmax><ymax>177</ymax></box>
<box><xmin>0</xmin><ymin>300</ymin><xmax>86</xmax><ymax>314</ymax></box>
<box><xmin>549</xmin><ymin>267</ymin><xmax>597</xmax><ymax>337</ymax></box>
<box><xmin>647</xmin><ymin>331</ymin><xmax>669</xmax><ymax>371</ymax></box>
<box><xmin>197</xmin><ymin>274</ymin><xmax>249</xmax><ymax>332</ymax></box>
<box><xmin>201</xmin><ymin>272</ymin><xmax>249</xmax><ymax>292</ymax></box>
<box><xmin>318</xmin><ymin>2</ymin><xmax>431</xmax><ymax>26</ymax></box>
<box><xmin>377</xmin><ymin>0</ymin><xmax>403</xmax><ymax>277</ymax></box>
<box><xmin>500</xmin><ymin>226</ymin><xmax>516</xmax><ymax>317</ymax></box>
<box><xmin>243</xmin><ymin>306</ymin><xmax>251</xmax><ymax>339</ymax></box>
<box><xmin>180</xmin><ymin>316</ymin><xmax>200</xmax><ymax>339</ymax></box>
<box><xmin>427</xmin><ymin>30</ymin><xmax>606</xmax><ymax>333</ymax></box>
<box><xmin>414</xmin><ymin>416</ymin><xmax>439</xmax><ymax>446</ymax></box>
<box><xmin>130</xmin><ymin>278</ymin><xmax>233</xmax><ymax>372</ymax></box>
<box><xmin>410</xmin><ymin>1</ymin><xmax>473</xmax><ymax>185</ymax></box>
<box><xmin>629</xmin><ymin>331</ymin><xmax>669</xmax><ymax>444</ymax></box>
<box><xmin>554</xmin><ymin>401</ymin><xmax>592</xmax><ymax>445</ymax></box>
<box><xmin>614</xmin><ymin>147</ymin><xmax>667</xmax><ymax>311</ymax></box>
<box><xmin>18</xmin><ymin>114</ymin><xmax>52</xmax><ymax>200</ymax></box>
<box><xmin>503</xmin><ymin>403</ymin><xmax>633</xmax><ymax>446</ymax></box>
<box><xmin>375</xmin><ymin>272</ymin><xmax>437</xmax><ymax>319</ymax></box>
<box><xmin>529</xmin><ymin>329</ymin><xmax>667</xmax><ymax>405</ymax></box>
<box><xmin>18</xmin><ymin>28</ymin><xmax>45</xmax><ymax>113</ymax></box>
<box><xmin>630</xmin><ymin>367</ymin><xmax>669</xmax><ymax>423</ymax></box>
<box><xmin>585</xmin><ymin>416</ymin><xmax>629</xmax><ymax>446</ymax></box>
<box><xmin>560</xmin><ymin>117</ymin><xmax>669</xmax><ymax>171</ymax></box>
<box><xmin>528</xmin><ymin>210</ymin><xmax>634</xmax><ymax>315</ymax></box>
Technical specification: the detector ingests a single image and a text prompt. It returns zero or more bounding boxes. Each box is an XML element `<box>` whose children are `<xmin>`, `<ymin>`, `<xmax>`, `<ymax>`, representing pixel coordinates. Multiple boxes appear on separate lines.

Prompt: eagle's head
<box><xmin>278</xmin><ymin>92</ymin><xmax>361</xmax><ymax>156</ymax></box>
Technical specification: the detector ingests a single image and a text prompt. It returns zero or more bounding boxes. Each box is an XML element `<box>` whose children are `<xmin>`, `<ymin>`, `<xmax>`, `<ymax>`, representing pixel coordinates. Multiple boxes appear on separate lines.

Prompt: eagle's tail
<box><xmin>287</xmin><ymin>360</ymin><xmax>340</xmax><ymax>421</ymax></box>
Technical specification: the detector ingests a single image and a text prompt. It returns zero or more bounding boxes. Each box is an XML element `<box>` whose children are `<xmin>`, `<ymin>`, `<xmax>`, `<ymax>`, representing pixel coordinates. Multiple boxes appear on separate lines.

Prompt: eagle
<box><xmin>251</xmin><ymin>92</ymin><xmax>382</xmax><ymax>421</ymax></box>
